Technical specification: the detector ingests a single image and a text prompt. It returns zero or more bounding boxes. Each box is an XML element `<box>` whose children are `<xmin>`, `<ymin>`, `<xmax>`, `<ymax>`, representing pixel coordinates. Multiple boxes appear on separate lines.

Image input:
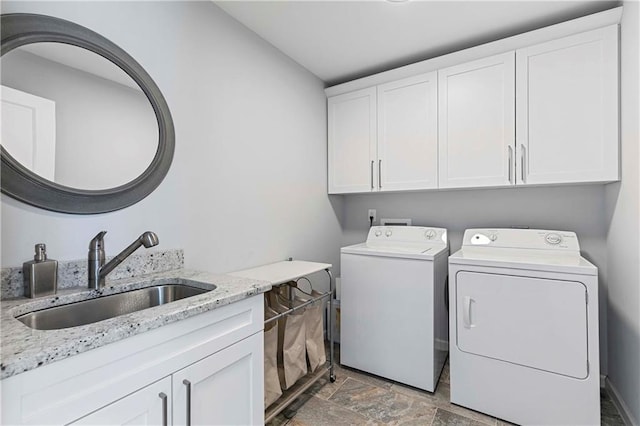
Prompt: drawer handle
<box><xmin>183</xmin><ymin>379</ymin><xmax>192</xmax><ymax>426</ymax></box>
<box><xmin>159</xmin><ymin>392</ymin><xmax>168</xmax><ymax>426</ymax></box>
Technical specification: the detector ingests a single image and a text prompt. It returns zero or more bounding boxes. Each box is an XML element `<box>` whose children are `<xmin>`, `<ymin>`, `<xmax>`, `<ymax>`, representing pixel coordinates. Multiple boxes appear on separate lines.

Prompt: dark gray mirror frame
<box><xmin>1</xmin><ymin>13</ymin><xmax>175</xmax><ymax>214</ymax></box>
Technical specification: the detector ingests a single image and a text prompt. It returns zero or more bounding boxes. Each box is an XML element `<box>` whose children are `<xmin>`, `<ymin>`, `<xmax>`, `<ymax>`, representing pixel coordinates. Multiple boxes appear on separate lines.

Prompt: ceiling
<box><xmin>215</xmin><ymin>0</ymin><xmax>620</xmax><ymax>86</ymax></box>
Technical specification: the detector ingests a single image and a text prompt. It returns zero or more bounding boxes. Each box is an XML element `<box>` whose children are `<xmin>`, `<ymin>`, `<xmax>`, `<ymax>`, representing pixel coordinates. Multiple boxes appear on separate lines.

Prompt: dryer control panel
<box><xmin>463</xmin><ymin>228</ymin><xmax>580</xmax><ymax>251</ymax></box>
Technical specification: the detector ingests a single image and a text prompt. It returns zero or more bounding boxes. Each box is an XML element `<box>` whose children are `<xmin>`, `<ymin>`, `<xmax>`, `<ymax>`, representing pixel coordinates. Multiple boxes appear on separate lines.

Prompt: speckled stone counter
<box><xmin>0</xmin><ymin>269</ymin><xmax>271</xmax><ymax>379</ymax></box>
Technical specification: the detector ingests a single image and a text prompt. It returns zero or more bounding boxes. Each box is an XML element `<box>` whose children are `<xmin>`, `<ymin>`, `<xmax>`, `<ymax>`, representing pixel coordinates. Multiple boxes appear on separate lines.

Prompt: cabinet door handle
<box><xmin>159</xmin><ymin>392</ymin><xmax>168</xmax><ymax>426</ymax></box>
<box><xmin>370</xmin><ymin>161</ymin><xmax>374</xmax><ymax>190</ymax></box>
<box><xmin>183</xmin><ymin>379</ymin><xmax>192</xmax><ymax>426</ymax></box>
<box><xmin>520</xmin><ymin>144</ymin><xmax>526</xmax><ymax>183</ymax></box>
<box><xmin>378</xmin><ymin>159</ymin><xmax>382</xmax><ymax>189</ymax></box>
<box><xmin>508</xmin><ymin>145</ymin><xmax>513</xmax><ymax>183</ymax></box>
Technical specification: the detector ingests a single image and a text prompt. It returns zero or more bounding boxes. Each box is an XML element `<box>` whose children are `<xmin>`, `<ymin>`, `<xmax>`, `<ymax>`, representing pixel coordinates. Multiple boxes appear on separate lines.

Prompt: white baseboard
<box><xmin>605</xmin><ymin>377</ymin><xmax>638</xmax><ymax>426</ymax></box>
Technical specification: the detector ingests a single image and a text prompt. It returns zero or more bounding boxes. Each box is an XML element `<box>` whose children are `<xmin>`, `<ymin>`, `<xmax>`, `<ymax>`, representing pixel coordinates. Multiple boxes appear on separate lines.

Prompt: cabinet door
<box><xmin>70</xmin><ymin>376</ymin><xmax>171</xmax><ymax>426</ymax></box>
<box><xmin>377</xmin><ymin>72</ymin><xmax>438</xmax><ymax>191</ymax></box>
<box><xmin>438</xmin><ymin>52</ymin><xmax>515</xmax><ymax>189</ymax></box>
<box><xmin>327</xmin><ymin>87</ymin><xmax>377</xmax><ymax>193</ymax></box>
<box><xmin>173</xmin><ymin>332</ymin><xmax>263</xmax><ymax>426</ymax></box>
<box><xmin>516</xmin><ymin>25</ymin><xmax>618</xmax><ymax>185</ymax></box>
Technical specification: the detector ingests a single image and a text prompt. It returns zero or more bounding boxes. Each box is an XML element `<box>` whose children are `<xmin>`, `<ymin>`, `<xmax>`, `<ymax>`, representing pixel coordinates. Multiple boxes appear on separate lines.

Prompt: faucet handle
<box><xmin>89</xmin><ymin>231</ymin><xmax>107</xmax><ymax>250</ymax></box>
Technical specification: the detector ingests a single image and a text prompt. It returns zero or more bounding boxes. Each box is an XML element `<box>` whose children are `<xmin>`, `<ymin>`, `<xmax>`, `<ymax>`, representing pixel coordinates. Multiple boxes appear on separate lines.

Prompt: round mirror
<box><xmin>1</xmin><ymin>14</ymin><xmax>174</xmax><ymax>214</ymax></box>
<box><xmin>2</xmin><ymin>42</ymin><xmax>159</xmax><ymax>190</ymax></box>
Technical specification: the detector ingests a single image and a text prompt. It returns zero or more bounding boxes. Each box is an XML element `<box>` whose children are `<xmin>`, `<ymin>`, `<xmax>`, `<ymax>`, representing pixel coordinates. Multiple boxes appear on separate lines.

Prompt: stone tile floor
<box><xmin>267</xmin><ymin>346</ymin><xmax>625</xmax><ymax>426</ymax></box>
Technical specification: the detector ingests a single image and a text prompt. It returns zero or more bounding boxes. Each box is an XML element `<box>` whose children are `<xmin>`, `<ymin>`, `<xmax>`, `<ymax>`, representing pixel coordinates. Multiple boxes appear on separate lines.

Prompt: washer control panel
<box><xmin>465</xmin><ymin>228</ymin><xmax>580</xmax><ymax>251</ymax></box>
<box><xmin>366</xmin><ymin>226</ymin><xmax>448</xmax><ymax>246</ymax></box>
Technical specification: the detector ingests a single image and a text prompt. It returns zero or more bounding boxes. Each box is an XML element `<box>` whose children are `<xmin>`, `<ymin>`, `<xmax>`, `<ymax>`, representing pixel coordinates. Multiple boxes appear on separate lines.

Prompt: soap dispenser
<box><xmin>23</xmin><ymin>244</ymin><xmax>58</xmax><ymax>298</ymax></box>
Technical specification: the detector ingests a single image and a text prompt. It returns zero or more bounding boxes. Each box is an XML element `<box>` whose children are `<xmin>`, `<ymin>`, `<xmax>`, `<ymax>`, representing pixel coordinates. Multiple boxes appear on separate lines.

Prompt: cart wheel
<box><xmin>330</xmin><ymin>374</ymin><xmax>337</xmax><ymax>383</ymax></box>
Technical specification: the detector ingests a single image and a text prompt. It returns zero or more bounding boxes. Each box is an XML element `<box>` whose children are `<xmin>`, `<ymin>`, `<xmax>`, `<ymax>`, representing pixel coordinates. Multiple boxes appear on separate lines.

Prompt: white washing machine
<box><xmin>341</xmin><ymin>226</ymin><xmax>449</xmax><ymax>392</ymax></box>
<box><xmin>449</xmin><ymin>229</ymin><xmax>600</xmax><ymax>425</ymax></box>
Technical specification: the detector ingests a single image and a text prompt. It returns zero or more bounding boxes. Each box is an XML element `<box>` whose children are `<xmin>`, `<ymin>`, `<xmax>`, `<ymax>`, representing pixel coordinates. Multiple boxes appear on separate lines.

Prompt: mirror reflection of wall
<box><xmin>0</xmin><ymin>43</ymin><xmax>158</xmax><ymax>190</ymax></box>
<box><xmin>1</xmin><ymin>85</ymin><xmax>56</xmax><ymax>181</ymax></box>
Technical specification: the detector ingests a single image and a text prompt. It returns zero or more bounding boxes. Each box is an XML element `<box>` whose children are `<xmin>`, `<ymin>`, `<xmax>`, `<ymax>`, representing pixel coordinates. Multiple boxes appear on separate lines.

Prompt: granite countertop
<box><xmin>0</xmin><ymin>269</ymin><xmax>271</xmax><ymax>380</ymax></box>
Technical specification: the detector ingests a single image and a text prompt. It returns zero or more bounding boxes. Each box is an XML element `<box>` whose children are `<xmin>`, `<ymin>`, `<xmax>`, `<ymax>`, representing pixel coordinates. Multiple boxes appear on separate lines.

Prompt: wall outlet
<box><xmin>368</xmin><ymin>209</ymin><xmax>377</xmax><ymax>223</ymax></box>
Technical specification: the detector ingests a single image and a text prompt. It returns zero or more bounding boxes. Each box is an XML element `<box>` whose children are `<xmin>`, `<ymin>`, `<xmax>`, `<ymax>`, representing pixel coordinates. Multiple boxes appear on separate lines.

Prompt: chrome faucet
<box><xmin>88</xmin><ymin>231</ymin><xmax>159</xmax><ymax>290</ymax></box>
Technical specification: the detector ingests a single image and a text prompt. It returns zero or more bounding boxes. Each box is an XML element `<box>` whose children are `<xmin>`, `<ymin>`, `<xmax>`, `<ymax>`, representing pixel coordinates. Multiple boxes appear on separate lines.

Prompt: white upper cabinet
<box><xmin>326</xmin><ymin>9</ymin><xmax>620</xmax><ymax>195</ymax></box>
<box><xmin>438</xmin><ymin>52</ymin><xmax>516</xmax><ymax>189</ymax></box>
<box><xmin>377</xmin><ymin>72</ymin><xmax>438</xmax><ymax>191</ymax></box>
<box><xmin>516</xmin><ymin>25</ymin><xmax>619</xmax><ymax>185</ymax></box>
<box><xmin>328</xmin><ymin>87</ymin><xmax>377</xmax><ymax>193</ymax></box>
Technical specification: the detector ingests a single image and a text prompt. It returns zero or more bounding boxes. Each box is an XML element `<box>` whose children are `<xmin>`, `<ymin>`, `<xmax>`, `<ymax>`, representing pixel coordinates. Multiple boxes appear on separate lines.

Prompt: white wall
<box><xmin>341</xmin><ymin>184</ymin><xmax>610</xmax><ymax>373</ymax></box>
<box><xmin>1</xmin><ymin>2</ymin><xmax>342</xmax><ymax>291</ymax></box>
<box><xmin>605</xmin><ymin>1</ymin><xmax>640</xmax><ymax>424</ymax></box>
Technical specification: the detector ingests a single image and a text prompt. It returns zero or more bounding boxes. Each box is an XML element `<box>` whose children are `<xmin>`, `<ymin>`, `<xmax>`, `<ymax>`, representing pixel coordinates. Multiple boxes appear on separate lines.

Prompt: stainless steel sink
<box><xmin>16</xmin><ymin>284</ymin><xmax>212</xmax><ymax>330</ymax></box>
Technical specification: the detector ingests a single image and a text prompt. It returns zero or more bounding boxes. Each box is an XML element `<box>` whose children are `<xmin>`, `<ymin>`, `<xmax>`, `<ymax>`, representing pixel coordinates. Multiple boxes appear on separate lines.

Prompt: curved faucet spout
<box><xmin>140</xmin><ymin>231</ymin><xmax>159</xmax><ymax>248</ymax></box>
<box><xmin>88</xmin><ymin>231</ymin><xmax>159</xmax><ymax>290</ymax></box>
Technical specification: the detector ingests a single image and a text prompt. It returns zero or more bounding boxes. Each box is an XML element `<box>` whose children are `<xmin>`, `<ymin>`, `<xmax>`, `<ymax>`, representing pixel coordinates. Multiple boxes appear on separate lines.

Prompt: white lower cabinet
<box><xmin>70</xmin><ymin>377</ymin><xmax>172</xmax><ymax>426</ymax></box>
<box><xmin>1</xmin><ymin>296</ymin><xmax>264</xmax><ymax>426</ymax></box>
<box><xmin>173</xmin><ymin>333</ymin><xmax>263</xmax><ymax>426</ymax></box>
<box><xmin>73</xmin><ymin>333</ymin><xmax>263</xmax><ymax>426</ymax></box>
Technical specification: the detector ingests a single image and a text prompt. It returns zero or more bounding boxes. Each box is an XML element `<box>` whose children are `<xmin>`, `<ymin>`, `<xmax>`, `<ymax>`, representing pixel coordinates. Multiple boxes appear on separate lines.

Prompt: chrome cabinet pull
<box><xmin>159</xmin><ymin>392</ymin><xmax>168</xmax><ymax>426</ymax></box>
<box><xmin>370</xmin><ymin>161</ymin><xmax>374</xmax><ymax>190</ymax></box>
<box><xmin>378</xmin><ymin>159</ymin><xmax>382</xmax><ymax>189</ymax></box>
<box><xmin>508</xmin><ymin>145</ymin><xmax>513</xmax><ymax>183</ymax></box>
<box><xmin>520</xmin><ymin>144</ymin><xmax>526</xmax><ymax>183</ymax></box>
<box><xmin>183</xmin><ymin>379</ymin><xmax>192</xmax><ymax>426</ymax></box>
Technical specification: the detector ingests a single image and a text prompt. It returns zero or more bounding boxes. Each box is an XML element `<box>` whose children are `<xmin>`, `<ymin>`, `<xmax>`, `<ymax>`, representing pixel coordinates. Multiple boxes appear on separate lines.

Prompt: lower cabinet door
<box><xmin>70</xmin><ymin>376</ymin><xmax>171</xmax><ymax>426</ymax></box>
<box><xmin>173</xmin><ymin>332</ymin><xmax>264</xmax><ymax>426</ymax></box>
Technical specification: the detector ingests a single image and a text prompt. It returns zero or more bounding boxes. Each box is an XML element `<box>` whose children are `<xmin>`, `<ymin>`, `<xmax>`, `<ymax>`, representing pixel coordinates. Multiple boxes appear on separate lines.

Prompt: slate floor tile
<box><xmin>287</xmin><ymin>395</ymin><xmax>380</xmax><ymax>426</ymax></box>
<box><xmin>432</xmin><ymin>408</ymin><xmax>489</xmax><ymax>426</ymax></box>
<box><xmin>329</xmin><ymin>377</ymin><xmax>437</xmax><ymax>424</ymax></box>
<box><xmin>391</xmin><ymin>382</ymin><xmax>495</xmax><ymax>425</ymax></box>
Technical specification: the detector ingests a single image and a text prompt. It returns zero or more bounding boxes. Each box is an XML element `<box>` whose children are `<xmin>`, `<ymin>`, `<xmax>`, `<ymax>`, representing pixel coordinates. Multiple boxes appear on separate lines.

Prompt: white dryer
<box><xmin>449</xmin><ymin>229</ymin><xmax>600</xmax><ymax>425</ymax></box>
<box><xmin>341</xmin><ymin>226</ymin><xmax>449</xmax><ymax>392</ymax></box>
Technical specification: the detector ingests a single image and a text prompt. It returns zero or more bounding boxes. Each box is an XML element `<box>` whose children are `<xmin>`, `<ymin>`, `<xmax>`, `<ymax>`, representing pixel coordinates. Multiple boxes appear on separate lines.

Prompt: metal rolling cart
<box><xmin>230</xmin><ymin>259</ymin><xmax>336</xmax><ymax>423</ymax></box>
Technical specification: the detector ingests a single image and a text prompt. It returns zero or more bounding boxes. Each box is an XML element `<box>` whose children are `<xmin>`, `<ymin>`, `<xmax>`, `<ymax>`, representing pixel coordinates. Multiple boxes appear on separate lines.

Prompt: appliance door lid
<box><xmin>341</xmin><ymin>244</ymin><xmax>445</xmax><ymax>260</ymax></box>
<box><xmin>455</xmin><ymin>271</ymin><xmax>588</xmax><ymax>379</ymax></box>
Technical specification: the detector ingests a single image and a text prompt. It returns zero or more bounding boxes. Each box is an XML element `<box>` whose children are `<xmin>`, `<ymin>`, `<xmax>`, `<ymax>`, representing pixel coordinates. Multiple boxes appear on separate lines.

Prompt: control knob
<box><xmin>545</xmin><ymin>233</ymin><xmax>563</xmax><ymax>245</ymax></box>
<box><xmin>424</xmin><ymin>229</ymin><xmax>436</xmax><ymax>240</ymax></box>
